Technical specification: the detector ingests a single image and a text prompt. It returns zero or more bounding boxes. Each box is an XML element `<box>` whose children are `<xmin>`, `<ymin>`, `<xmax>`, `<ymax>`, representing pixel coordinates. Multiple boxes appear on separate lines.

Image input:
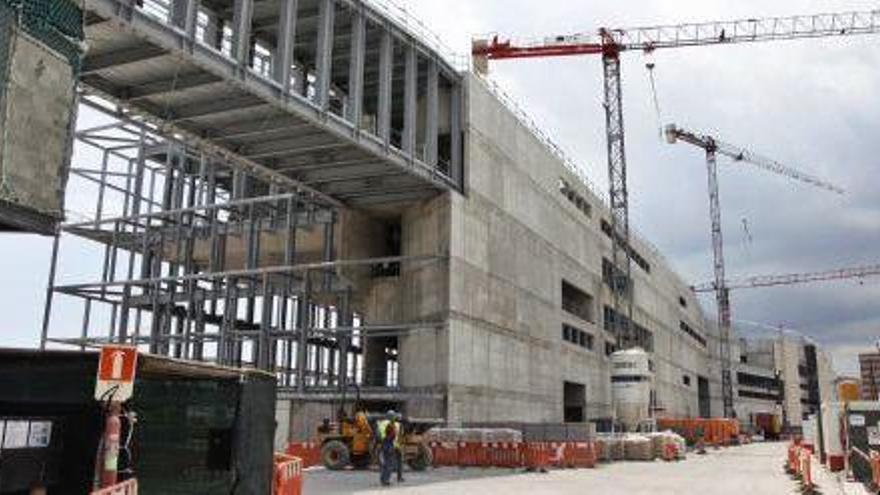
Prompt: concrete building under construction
<box><xmin>25</xmin><ymin>0</ymin><xmax>841</xmax><ymax>442</ymax></box>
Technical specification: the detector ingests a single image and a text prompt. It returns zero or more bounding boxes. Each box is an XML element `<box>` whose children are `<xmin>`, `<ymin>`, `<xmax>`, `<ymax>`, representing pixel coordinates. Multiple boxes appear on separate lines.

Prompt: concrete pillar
<box><xmin>274</xmin><ymin>0</ymin><xmax>299</xmax><ymax>93</ymax></box>
<box><xmin>402</xmin><ymin>43</ymin><xmax>417</xmax><ymax>155</ymax></box>
<box><xmin>231</xmin><ymin>0</ymin><xmax>254</xmax><ymax>65</ymax></box>
<box><xmin>347</xmin><ymin>9</ymin><xmax>366</xmax><ymax>127</ymax></box>
<box><xmin>314</xmin><ymin>0</ymin><xmax>335</xmax><ymax>110</ymax></box>
<box><xmin>274</xmin><ymin>400</ymin><xmax>292</xmax><ymax>451</ymax></box>
<box><xmin>424</xmin><ymin>61</ymin><xmax>439</xmax><ymax>166</ymax></box>
<box><xmin>377</xmin><ymin>31</ymin><xmax>393</xmax><ymax>145</ymax></box>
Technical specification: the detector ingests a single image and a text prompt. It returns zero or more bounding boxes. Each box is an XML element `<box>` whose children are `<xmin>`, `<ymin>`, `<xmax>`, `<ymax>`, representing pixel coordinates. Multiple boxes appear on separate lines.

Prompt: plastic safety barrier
<box><xmin>657</xmin><ymin>418</ymin><xmax>739</xmax><ymax>446</ymax></box>
<box><xmin>799</xmin><ymin>448</ymin><xmax>814</xmax><ymax>493</ymax></box>
<box><xmin>488</xmin><ymin>442</ymin><xmax>522</xmax><ymax>468</ymax></box>
<box><xmin>430</xmin><ymin>441</ymin><xmax>460</xmax><ymax>466</ymax></box>
<box><xmin>871</xmin><ymin>450</ymin><xmax>880</xmax><ymax>491</ymax></box>
<box><xmin>562</xmin><ymin>442</ymin><xmax>597</xmax><ymax>468</ymax></box>
<box><xmin>522</xmin><ymin>442</ymin><xmax>551</xmax><ymax>471</ymax></box>
<box><xmin>90</xmin><ymin>479</ymin><xmax>138</xmax><ymax>495</ymax></box>
<box><xmin>273</xmin><ymin>453</ymin><xmax>303</xmax><ymax>495</ymax></box>
<box><xmin>286</xmin><ymin>442</ymin><xmax>321</xmax><ymax>468</ymax></box>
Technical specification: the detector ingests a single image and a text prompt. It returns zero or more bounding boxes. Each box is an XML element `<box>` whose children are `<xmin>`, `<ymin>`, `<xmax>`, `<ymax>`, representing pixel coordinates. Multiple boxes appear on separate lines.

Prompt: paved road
<box><xmin>304</xmin><ymin>442</ymin><xmax>867</xmax><ymax>495</ymax></box>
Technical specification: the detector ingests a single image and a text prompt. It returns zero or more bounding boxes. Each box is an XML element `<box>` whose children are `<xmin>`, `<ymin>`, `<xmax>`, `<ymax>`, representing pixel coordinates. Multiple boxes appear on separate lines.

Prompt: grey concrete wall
<box><xmin>0</xmin><ymin>27</ymin><xmax>77</xmax><ymax>232</ymax></box>
<box><xmin>440</xmin><ymin>73</ymin><xmax>717</xmax><ymax>424</ymax></box>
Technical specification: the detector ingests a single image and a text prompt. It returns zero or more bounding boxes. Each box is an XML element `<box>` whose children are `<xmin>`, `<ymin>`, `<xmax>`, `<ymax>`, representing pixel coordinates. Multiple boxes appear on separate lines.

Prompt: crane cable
<box><xmin>645</xmin><ymin>59</ymin><xmax>664</xmax><ymax>140</ymax></box>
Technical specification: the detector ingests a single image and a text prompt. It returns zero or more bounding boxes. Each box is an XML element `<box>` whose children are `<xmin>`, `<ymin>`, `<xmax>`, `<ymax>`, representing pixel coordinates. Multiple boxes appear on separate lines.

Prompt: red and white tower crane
<box><xmin>473</xmin><ymin>9</ymin><xmax>880</xmax><ymax>417</ymax></box>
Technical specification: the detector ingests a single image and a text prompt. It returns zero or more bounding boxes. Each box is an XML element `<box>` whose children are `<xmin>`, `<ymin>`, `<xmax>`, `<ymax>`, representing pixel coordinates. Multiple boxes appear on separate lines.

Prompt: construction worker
<box><xmin>377</xmin><ymin>410</ymin><xmax>398</xmax><ymax>486</ymax></box>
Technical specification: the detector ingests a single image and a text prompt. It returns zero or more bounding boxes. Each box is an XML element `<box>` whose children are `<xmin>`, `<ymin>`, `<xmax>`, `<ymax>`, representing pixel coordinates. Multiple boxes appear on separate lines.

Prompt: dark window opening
<box><xmin>562</xmin><ymin>323</ymin><xmax>593</xmax><ymax>351</ymax></box>
<box><xmin>563</xmin><ymin>381</ymin><xmax>586</xmax><ymax>423</ymax></box>
<box><xmin>562</xmin><ymin>280</ymin><xmax>594</xmax><ymax>323</ymax></box>
<box><xmin>559</xmin><ymin>179</ymin><xmax>592</xmax><ymax>218</ymax></box>
<box><xmin>371</xmin><ymin>220</ymin><xmax>401</xmax><ymax>278</ymax></box>
<box><xmin>679</xmin><ymin>320</ymin><xmax>707</xmax><ymax>347</ymax></box>
<box><xmin>603</xmin><ymin>305</ymin><xmax>654</xmax><ymax>352</ymax></box>
<box><xmin>683</xmin><ymin>375</ymin><xmax>691</xmax><ymax>386</ymax></box>
<box><xmin>679</xmin><ymin>296</ymin><xmax>687</xmax><ymax>308</ymax></box>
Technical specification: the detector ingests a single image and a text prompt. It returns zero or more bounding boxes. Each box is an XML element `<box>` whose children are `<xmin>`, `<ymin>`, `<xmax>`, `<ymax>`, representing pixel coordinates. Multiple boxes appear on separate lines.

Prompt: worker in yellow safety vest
<box><xmin>376</xmin><ymin>410</ymin><xmax>400</xmax><ymax>486</ymax></box>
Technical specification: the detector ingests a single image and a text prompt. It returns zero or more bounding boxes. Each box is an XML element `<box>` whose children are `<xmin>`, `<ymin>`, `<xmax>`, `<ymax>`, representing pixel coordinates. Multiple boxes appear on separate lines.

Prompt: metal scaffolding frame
<box><xmin>41</xmin><ymin>97</ymin><xmax>444</xmax><ymax>392</ymax></box>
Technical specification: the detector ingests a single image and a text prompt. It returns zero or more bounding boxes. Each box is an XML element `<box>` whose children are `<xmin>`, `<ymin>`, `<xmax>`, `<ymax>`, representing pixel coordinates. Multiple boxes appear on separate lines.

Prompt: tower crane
<box><xmin>665</xmin><ymin>124</ymin><xmax>843</xmax><ymax>418</ymax></box>
<box><xmin>472</xmin><ymin>9</ymin><xmax>880</xmax><ymax>417</ymax></box>
<box><xmin>692</xmin><ymin>263</ymin><xmax>880</xmax><ymax>292</ymax></box>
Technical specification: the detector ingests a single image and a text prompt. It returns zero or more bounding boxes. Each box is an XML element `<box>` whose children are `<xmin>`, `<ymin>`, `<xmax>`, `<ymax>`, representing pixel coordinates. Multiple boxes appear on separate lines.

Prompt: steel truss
<box><xmin>41</xmin><ymin>97</ymin><xmax>444</xmax><ymax>392</ymax></box>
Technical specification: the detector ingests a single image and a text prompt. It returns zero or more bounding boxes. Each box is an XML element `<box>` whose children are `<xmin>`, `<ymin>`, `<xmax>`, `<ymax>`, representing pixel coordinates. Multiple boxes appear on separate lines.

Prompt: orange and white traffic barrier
<box><xmin>286</xmin><ymin>442</ymin><xmax>320</xmax><ymax>468</ymax></box>
<box><xmin>430</xmin><ymin>441</ymin><xmax>460</xmax><ymax>467</ymax></box>
<box><xmin>90</xmin><ymin>478</ymin><xmax>137</xmax><ymax>495</ymax></box>
<box><xmin>870</xmin><ymin>450</ymin><xmax>880</xmax><ymax>490</ymax></box>
<box><xmin>786</xmin><ymin>444</ymin><xmax>800</xmax><ymax>475</ymax></box>
<box><xmin>489</xmin><ymin>442</ymin><xmax>522</xmax><ymax>468</ymax></box>
<box><xmin>273</xmin><ymin>454</ymin><xmax>303</xmax><ymax>495</ymax></box>
<box><xmin>563</xmin><ymin>442</ymin><xmax>597</xmax><ymax>468</ymax></box>
<box><xmin>799</xmin><ymin>449</ymin><xmax>814</xmax><ymax>493</ymax></box>
<box><xmin>522</xmin><ymin>442</ymin><xmax>550</xmax><ymax>472</ymax></box>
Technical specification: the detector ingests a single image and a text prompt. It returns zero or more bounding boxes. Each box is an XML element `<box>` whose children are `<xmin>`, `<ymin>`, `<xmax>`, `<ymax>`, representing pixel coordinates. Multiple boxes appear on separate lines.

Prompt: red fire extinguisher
<box><xmin>100</xmin><ymin>402</ymin><xmax>122</xmax><ymax>488</ymax></box>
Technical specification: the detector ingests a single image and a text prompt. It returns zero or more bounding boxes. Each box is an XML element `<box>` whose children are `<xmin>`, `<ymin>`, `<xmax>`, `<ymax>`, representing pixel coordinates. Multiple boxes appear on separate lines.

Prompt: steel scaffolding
<box><xmin>41</xmin><ymin>96</ymin><xmax>443</xmax><ymax>392</ymax></box>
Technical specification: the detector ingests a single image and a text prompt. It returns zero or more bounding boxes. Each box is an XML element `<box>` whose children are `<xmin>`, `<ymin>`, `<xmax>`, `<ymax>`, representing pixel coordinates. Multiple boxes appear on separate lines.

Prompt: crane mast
<box><xmin>665</xmin><ymin>124</ymin><xmax>843</xmax><ymax>417</ymax></box>
<box><xmin>472</xmin><ymin>7</ymin><xmax>879</xmax><ymax>417</ymax></box>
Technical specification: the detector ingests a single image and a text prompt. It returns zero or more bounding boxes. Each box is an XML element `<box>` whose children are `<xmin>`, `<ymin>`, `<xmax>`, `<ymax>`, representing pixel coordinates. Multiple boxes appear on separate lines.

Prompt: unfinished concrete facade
<box><xmin>39</xmin><ymin>0</ymin><xmax>734</xmax><ymax>442</ymax></box>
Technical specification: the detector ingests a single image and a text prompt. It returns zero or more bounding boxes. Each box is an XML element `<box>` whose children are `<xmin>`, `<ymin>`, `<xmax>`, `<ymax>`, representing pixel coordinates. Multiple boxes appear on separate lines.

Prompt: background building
<box><xmin>859</xmin><ymin>352</ymin><xmax>880</xmax><ymax>401</ymax></box>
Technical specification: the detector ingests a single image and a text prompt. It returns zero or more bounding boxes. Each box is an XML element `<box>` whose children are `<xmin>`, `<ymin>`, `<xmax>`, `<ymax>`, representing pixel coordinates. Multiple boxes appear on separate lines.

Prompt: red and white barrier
<box><xmin>90</xmin><ymin>479</ymin><xmax>137</xmax><ymax>495</ymax></box>
<box><xmin>273</xmin><ymin>454</ymin><xmax>302</xmax><ymax>495</ymax></box>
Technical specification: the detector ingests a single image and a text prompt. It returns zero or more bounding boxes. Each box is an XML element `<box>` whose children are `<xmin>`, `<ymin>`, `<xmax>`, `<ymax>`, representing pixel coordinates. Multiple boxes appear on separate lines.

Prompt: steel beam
<box><xmin>424</xmin><ymin>61</ymin><xmax>439</xmax><ymax>166</ymax></box>
<box><xmin>128</xmin><ymin>73</ymin><xmax>222</xmax><ymax>101</ymax></box>
<box><xmin>377</xmin><ymin>30</ymin><xmax>393</xmax><ymax>145</ymax></box>
<box><xmin>347</xmin><ymin>8</ymin><xmax>366</xmax><ymax>126</ymax></box>
<box><xmin>450</xmin><ymin>84</ymin><xmax>463</xmax><ymax>187</ymax></box>
<box><xmin>274</xmin><ymin>0</ymin><xmax>299</xmax><ymax>92</ymax></box>
<box><xmin>402</xmin><ymin>43</ymin><xmax>417</xmax><ymax>155</ymax></box>
<box><xmin>231</xmin><ymin>0</ymin><xmax>255</xmax><ymax>65</ymax></box>
<box><xmin>314</xmin><ymin>0</ymin><xmax>335</xmax><ymax>110</ymax></box>
<box><xmin>82</xmin><ymin>45</ymin><xmax>166</xmax><ymax>74</ymax></box>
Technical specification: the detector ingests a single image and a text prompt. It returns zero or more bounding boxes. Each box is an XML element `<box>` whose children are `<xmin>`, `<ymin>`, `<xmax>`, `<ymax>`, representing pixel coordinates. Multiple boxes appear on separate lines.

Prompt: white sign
<box><xmin>868</xmin><ymin>426</ymin><xmax>880</xmax><ymax>446</ymax></box>
<box><xmin>28</xmin><ymin>421</ymin><xmax>52</xmax><ymax>448</ymax></box>
<box><xmin>94</xmin><ymin>346</ymin><xmax>138</xmax><ymax>402</ymax></box>
<box><xmin>850</xmin><ymin>414</ymin><xmax>866</xmax><ymax>427</ymax></box>
<box><xmin>3</xmin><ymin>420</ymin><xmax>29</xmax><ymax>449</ymax></box>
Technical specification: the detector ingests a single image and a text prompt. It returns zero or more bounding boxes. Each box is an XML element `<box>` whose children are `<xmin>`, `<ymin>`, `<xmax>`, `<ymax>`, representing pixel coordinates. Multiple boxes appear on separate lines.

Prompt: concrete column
<box><xmin>314</xmin><ymin>0</ymin><xmax>335</xmax><ymax>109</ymax></box>
<box><xmin>425</xmin><ymin>61</ymin><xmax>439</xmax><ymax>166</ymax></box>
<box><xmin>402</xmin><ymin>43</ymin><xmax>417</xmax><ymax>155</ymax></box>
<box><xmin>377</xmin><ymin>30</ymin><xmax>393</xmax><ymax>145</ymax></box>
<box><xmin>274</xmin><ymin>0</ymin><xmax>299</xmax><ymax>93</ymax></box>
<box><xmin>347</xmin><ymin>9</ymin><xmax>366</xmax><ymax>127</ymax></box>
<box><xmin>450</xmin><ymin>83</ymin><xmax>463</xmax><ymax>186</ymax></box>
<box><xmin>231</xmin><ymin>0</ymin><xmax>254</xmax><ymax>65</ymax></box>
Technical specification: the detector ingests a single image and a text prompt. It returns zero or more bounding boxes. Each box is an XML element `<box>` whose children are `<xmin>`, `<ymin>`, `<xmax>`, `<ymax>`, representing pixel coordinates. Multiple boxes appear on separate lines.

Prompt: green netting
<box><xmin>0</xmin><ymin>0</ymin><xmax>83</xmax><ymax>68</ymax></box>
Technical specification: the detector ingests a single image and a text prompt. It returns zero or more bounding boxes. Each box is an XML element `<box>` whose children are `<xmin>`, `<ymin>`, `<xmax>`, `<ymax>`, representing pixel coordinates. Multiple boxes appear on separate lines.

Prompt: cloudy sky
<box><xmin>2</xmin><ymin>0</ymin><xmax>879</xmax><ymax>374</ymax></box>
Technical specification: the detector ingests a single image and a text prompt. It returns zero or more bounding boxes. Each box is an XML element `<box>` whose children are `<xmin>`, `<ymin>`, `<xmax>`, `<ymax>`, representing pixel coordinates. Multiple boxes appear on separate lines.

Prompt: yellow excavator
<box><xmin>316</xmin><ymin>386</ymin><xmax>434</xmax><ymax>471</ymax></box>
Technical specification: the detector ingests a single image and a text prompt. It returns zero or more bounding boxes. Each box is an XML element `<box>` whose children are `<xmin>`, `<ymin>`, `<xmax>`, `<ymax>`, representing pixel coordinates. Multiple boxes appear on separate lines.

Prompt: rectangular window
<box><xmin>600</xmin><ymin>221</ymin><xmax>651</xmax><ymax>274</ymax></box>
<box><xmin>679</xmin><ymin>320</ymin><xmax>707</xmax><ymax>347</ymax></box>
<box><xmin>683</xmin><ymin>375</ymin><xmax>691</xmax><ymax>386</ymax></box>
<box><xmin>562</xmin><ymin>280</ymin><xmax>594</xmax><ymax>323</ymax></box>
<box><xmin>562</xmin><ymin>323</ymin><xmax>593</xmax><ymax>351</ymax></box>
<box><xmin>559</xmin><ymin>179</ymin><xmax>592</xmax><ymax>218</ymax></box>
